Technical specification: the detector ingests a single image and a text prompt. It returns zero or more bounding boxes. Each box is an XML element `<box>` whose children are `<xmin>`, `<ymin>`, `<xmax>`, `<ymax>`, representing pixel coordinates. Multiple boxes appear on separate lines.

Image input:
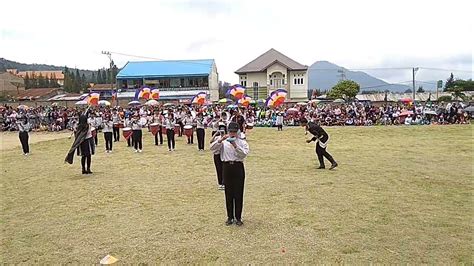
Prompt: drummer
<box><xmin>182</xmin><ymin>111</ymin><xmax>194</xmax><ymax>144</ymax></box>
<box><xmin>112</xmin><ymin>109</ymin><xmax>121</xmax><ymax>142</ymax></box>
<box><xmin>152</xmin><ymin>110</ymin><xmax>164</xmax><ymax>146</ymax></box>
<box><xmin>124</xmin><ymin>114</ymin><xmax>133</xmax><ymax>147</ymax></box>
<box><xmin>131</xmin><ymin>113</ymin><xmax>144</xmax><ymax>153</ymax></box>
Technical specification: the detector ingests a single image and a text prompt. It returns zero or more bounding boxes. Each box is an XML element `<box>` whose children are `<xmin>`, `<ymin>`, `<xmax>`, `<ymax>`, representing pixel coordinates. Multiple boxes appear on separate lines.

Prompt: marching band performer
<box><xmin>153</xmin><ymin>110</ymin><xmax>164</xmax><ymax>146</ymax></box>
<box><xmin>17</xmin><ymin>115</ymin><xmax>31</xmax><ymax>155</ymax></box>
<box><xmin>183</xmin><ymin>111</ymin><xmax>194</xmax><ymax>144</ymax></box>
<box><xmin>300</xmin><ymin>117</ymin><xmax>338</xmax><ymax>170</ymax></box>
<box><xmin>210</xmin><ymin>114</ymin><xmax>220</xmax><ymax>136</ymax></box>
<box><xmin>165</xmin><ymin>112</ymin><xmax>176</xmax><ymax>151</ymax></box>
<box><xmin>196</xmin><ymin>112</ymin><xmax>206</xmax><ymax>151</ymax></box>
<box><xmin>102</xmin><ymin>115</ymin><xmax>114</xmax><ymax>153</ymax></box>
<box><xmin>112</xmin><ymin>109</ymin><xmax>121</xmax><ymax>142</ymax></box>
<box><xmin>210</xmin><ymin>122</ymin><xmax>250</xmax><ymax>226</ymax></box>
<box><xmin>65</xmin><ymin>113</ymin><xmax>95</xmax><ymax>174</ymax></box>
<box><xmin>210</xmin><ymin>130</ymin><xmax>224</xmax><ymax>190</ymax></box>
<box><xmin>131</xmin><ymin>114</ymin><xmax>144</xmax><ymax>152</ymax></box>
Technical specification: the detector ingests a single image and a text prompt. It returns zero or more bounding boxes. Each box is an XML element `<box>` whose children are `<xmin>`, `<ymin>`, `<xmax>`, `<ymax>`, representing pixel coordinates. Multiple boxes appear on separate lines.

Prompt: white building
<box><xmin>235</xmin><ymin>48</ymin><xmax>308</xmax><ymax>100</ymax></box>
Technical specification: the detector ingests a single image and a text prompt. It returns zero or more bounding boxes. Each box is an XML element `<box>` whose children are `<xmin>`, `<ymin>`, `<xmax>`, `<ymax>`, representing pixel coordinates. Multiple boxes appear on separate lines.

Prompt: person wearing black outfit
<box><xmin>17</xmin><ymin>116</ymin><xmax>30</xmax><ymax>155</ymax></box>
<box><xmin>65</xmin><ymin>114</ymin><xmax>95</xmax><ymax>174</ymax></box>
<box><xmin>300</xmin><ymin>118</ymin><xmax>338</xmax><ymax>170</ymax></box>
<box><xmin>210</xmin><ymin>122</ymin><xmax>250</xmax><ymax>226</ymax></box>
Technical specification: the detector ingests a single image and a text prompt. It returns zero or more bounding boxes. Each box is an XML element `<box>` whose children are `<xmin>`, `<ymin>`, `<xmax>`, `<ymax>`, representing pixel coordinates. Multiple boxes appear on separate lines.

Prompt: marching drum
<box><xmin>150</xmin><ymin>123</ymin><xmax>159</xmax><ymax>136</ymax></box>
<box><xmin>91</xmin><ymin>127</ymin><xmax>97</xmax><ymax>138</ymax></box>
<box><xmin>184</xmin><ymin>125</ymin><xmax>193</xmax><ymax>137</ymax></box>
<box><xmin>161</xmin><ymin>125</ymin><xmax>167</xmax><ymax>134</ymax></box>
<box><xmin>122</xmin><ymin>127</ymin><xmax>133</xmax><ymax>140</ymax></box>
<box><xmin>246</xmin><ymin>123</ymin><xmax>254</xmax><ymax>130</ymax></box>
<box><xmin>174</xmin><ymin>124</ymin><xmax>180</xmax><ymax>134</ymax></box>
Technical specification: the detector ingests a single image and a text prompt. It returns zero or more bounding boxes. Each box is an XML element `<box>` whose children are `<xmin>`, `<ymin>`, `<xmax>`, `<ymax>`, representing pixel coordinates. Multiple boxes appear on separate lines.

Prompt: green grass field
<box><xmin>0</xmin><ymin>125</ymin><xmax>472</xmax><ymax>263</ymax></box>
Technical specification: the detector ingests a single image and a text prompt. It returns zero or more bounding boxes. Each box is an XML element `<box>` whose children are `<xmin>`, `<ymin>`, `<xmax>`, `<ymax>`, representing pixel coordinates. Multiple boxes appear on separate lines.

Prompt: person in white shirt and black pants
<box><xmin>196</xmin><ymin>112</ymin><xmax>205</xmax><ymax>151</ymax></box>
<box><xmin>210</xmin><ymin>122</ymin><xmax>250</xmax><ymax>226</ymax></box>
<box><xmin>17</xmin><ymin>116</ymin><xmax>30</xmax><ymax>155</ymax></box>
<box><xmin>102</xmin><ymin>115</ymin><xmax>114</xmax><ymax>153</ymax></box>
<box><xmin>131</xmin><ymin>115</ymin><xmax>143</xmax><ymax>152</ymax></box>
<box><xmin>165</xmin><ymin>112</ymin><xmax>176</xmax><ymax>151</ymax></box>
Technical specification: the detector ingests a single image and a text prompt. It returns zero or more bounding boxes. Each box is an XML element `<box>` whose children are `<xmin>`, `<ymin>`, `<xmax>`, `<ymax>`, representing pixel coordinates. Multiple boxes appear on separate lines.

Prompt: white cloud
<box><xmin>1</xmin><ymin>0</ymin><xmax>472</xmax><ymax>83</ymax></box>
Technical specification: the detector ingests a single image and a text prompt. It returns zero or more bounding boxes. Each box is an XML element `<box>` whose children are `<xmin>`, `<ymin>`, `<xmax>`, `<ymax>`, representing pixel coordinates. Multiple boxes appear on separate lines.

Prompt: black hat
<box><xmin>228</xmin><ymin>122</ymin><xmax>239</xmax><ymax>132</ymax></box>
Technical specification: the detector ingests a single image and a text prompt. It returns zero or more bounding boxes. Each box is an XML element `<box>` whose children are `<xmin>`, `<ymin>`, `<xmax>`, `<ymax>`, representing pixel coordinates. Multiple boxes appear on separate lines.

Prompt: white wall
<box><xmin>209</xmin><ymin>62</ymin><xmax>219</xmax><ymax>101</ymax></box>
<box><xmin>289</xmin><ymin>70</ymin><xmax>308</xmax><ymax>99</ymax></box>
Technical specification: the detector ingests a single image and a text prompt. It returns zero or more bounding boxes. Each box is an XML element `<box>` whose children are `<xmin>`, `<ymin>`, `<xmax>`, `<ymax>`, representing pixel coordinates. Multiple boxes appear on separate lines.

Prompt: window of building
<box><xmin>270</xmin><ymin>80</ymin><xmax>273</xmax><ymax>85</ymax></box>
<box><xmin>253</xmin><ymin>82</ymin><xmax>259</xmax><ymax>98</ymax></box>
<box><xmin>300</xmin><ymin>78</ymin><xmax>304</xmax><ymax>85</ymax></box>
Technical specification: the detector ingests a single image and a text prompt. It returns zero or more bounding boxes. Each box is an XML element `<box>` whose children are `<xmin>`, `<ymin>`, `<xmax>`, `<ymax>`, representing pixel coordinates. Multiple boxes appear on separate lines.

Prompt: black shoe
<box><xmin>225</xmin><ymin>219</ymin><xmax>234</xmax><ymax>226</ymax></box>
<box><xmin>86</xmin><ymin>170</ymin><xmax>93</xmax><ymax>174</ymax></box>
<box><xmin>329</xmin><ymin>163</ymin><xmax>338</xmax><ymax>170</ymax></box>
<box><xmin>317</xmin><ymin>166</ymin><xmax>325</xmax><ymax>169</ymax></box>
<box><xmin>235</xmin><ymin>220</ymin><xmax>243</xmax><ymax>226</ymax></box>
<box><xmin>82</xmin><ymin>170</ymin><xmax>87</xmax><ymax>174</ymax></box>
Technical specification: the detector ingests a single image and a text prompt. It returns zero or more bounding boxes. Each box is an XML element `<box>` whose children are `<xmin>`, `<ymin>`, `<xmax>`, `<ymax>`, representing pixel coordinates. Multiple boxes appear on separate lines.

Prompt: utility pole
<box><xmin>337</xmin><ymin>69</ymin><xmax>346</xmax><ymax>81</ymax></box>
<box><xmin>101</xmin><ymin>51</ymin><xmax>117</xmax><ymax>106</ymax></box>
<box><xmin>412</xmin><ymin>67</ymin><xmax>419</xmax><ymax>103</ymax></box>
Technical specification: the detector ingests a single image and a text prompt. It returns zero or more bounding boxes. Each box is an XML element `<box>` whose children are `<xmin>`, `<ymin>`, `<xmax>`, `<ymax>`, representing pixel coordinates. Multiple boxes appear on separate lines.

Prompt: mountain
<box><xmin>308</xmin><ymin>61</ymin><xmax>412</xmax><ymax>93</ymax></box>
<box><xmin>0</xmin><ymin>58</ymin><xmax>96</xmax><ymax>79</ymax></box>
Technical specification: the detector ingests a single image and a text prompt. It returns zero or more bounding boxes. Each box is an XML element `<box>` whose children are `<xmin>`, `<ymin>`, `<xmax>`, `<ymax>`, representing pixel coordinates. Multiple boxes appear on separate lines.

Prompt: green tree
<box><xmin>437</xmin><ymin>95</ymin><xmax>452</xmax><ymax>102</ymax></box>
<box><xmin>404</xmin><ymin>88</ymin><xmax>412</xmax><ymax>93</ymax></box>
<box><xmin>444</xmin><ymin>73</ymin><xmax>455</xmax><ymax>91</ymax></box>
<box><xmin>453</xmin><ymin>79</ymin><xmax>474</xmax><ymax>91</ymax></box>
<box><xmin>91</xmin><ymin>72</ymin><xmax>96</xmax><ymax>84</ymax></box>
<box><xmin>327</xmin><ymin>80</ymin><xmax>360</xmax><ymax>100</ymax></box>
<box><xmin>24</xmin><ymin>72</ymin><xmax>31</xmax><ymax>89</ymax></box>
<box><xmin>81</xmin><ymin>73</ymin><xmax>87</xmax><ymax>89</ymax></box>
<box><xmin>449</xmin><ymin>86</ymin><xmax>466</xmax><ymax>101</ymax></box>
<box><xmin>417</xmin><ymin>86</ymin><xmax>425</xmax><ymax>93</ymax></box>
<box><xmin>102</xmin><ymin>69</ymin><xmax>107</xmax><ymax>84</ymax></box>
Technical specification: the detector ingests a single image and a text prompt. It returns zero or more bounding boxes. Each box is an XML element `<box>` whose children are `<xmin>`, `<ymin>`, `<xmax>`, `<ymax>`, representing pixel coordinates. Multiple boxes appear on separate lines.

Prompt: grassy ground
<box><xmin>0</xmin><ymin>125</ymin><xmax>472</xmax><ymax>264</ymax></box>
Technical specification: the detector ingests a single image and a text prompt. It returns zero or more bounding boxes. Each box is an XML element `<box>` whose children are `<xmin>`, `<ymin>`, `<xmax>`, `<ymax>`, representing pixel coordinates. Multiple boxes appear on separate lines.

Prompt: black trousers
<box><xmin>19</xmin><ymin>131</ymin><xmax>29</xmax><ymax>154</ymax></box>
<box><xmin>166</xmin><ymin>129</ymin><xmax>175</xmax><ymax>149</ymax></box>
<box><xmin>196</xmin><ymin>128</ymin><xmax>205</xmax><ymax>150</ymax></box>
<box><xmin>178</xmin><ymin>121</ymin><xmax>184</xmax><ymax>137</ymax></box>
<box><xmin>94</xmin><ymin>134</ymin><xmax>98</xmax><ymax>145</ymax></box>
<box><xmin>127</xmin><ymin>136</ymin><xmax>132</xmax><ymax>147</ymax></box>
<box><xmin>316</xmin><ymin>143</ymin><xmax>336</xmax><ymax>167</ymax></box>
<box><xmin>133</xmin><ymin>130</ymin><xmax>142</xmax><ymax>150</ymax></box>
<box><xmin>277</xmin><ymin>125</ymin><xmax>283</xmax><ymax>131</ymax></box>
<box><xmin>223</xmin><ymin>162</ymin><xmax>245</xmax><ymax>221</ymax></box>
<box><xmin>155</xmin><ymin>126</ymin><xmax>163</xmax><ymax>145</ymax></box>
<box><xmin>214</xmin><ymin>154</ymin><xmax>223</xmax><ymax>185</ymax></box>
<box><xmin>113</xmin><ymin>126</ymin><xmax>120</xmax><ymax>141</ymax></box>
<box><xmin>104</xmin><ymin>132</ymin><xmax>113</xmax><ymax>151</ymax></box>
<box><xmin>81</xmin><ymin>155</ymin><xmax>91</xmax><ymax>171</ymax></box>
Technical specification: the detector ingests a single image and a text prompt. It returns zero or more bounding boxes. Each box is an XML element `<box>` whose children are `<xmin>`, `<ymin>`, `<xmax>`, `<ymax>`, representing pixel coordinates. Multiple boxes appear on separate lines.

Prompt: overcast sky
<box><xmin>1</xmin><ymin>0</ymin><xmax>472</xmax><ymax>84</ymax></box>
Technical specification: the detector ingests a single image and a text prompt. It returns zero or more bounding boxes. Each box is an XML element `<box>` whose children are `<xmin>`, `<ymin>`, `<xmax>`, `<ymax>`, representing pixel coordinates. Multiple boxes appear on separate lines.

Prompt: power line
<box><xmin>107</xmin><ymin>51</ymin><xmax>215</xmax><ymax>67</ymax></box>
<box><xmin>418</xmin><ymin>67</ymin><xmax>472</xmax><ymax>73</ymax></box>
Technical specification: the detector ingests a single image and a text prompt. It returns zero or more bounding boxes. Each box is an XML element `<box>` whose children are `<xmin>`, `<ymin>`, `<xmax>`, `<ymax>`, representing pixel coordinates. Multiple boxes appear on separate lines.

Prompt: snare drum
<box><xmin>246</xmin><ymin>123</ymin><xmax>254</xmax><ymax>130</ymax></box>
<box><xmin>174</xmin><ymin>124</ymin><xmax>180</xmax><ymax>135</ymax></box>
<box><xmin>150</xmin><ymin>123</ymin><xmax>159</xmax><ymax>136</ymax></box>
<box><xmin>184</xmin><ymin>125</ymin><xmax>193</xmax><ymax>137</ymax></box>
<box><xmin>161</xmin><ymin>125</ymin><xmax>167</xmax><ymax>134</ymax></box>
<box><xmin>122</xmin><ymin>127</ymin><xmax>133</xmax><ymax>140</ymax></box>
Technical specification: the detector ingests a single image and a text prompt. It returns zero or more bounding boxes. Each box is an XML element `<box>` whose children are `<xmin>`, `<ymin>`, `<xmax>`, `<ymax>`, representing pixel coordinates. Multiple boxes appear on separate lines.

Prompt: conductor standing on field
<box><xmin>210</xmin><ymin>122</ymin><xmax>249</xmax><ymax>226</ymax></box>
<box><xmin>300</xmin><ymin>118</ymin><xmax>338</xmax><ymax>170</ymax></box>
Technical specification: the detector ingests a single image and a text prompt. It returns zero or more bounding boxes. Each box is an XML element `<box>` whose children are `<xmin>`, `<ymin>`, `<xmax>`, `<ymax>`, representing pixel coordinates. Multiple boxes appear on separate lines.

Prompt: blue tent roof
<box><xmin>117</xmin><ymin>59</ymin><xmax>215</xmax><ymax>79</ymax></box>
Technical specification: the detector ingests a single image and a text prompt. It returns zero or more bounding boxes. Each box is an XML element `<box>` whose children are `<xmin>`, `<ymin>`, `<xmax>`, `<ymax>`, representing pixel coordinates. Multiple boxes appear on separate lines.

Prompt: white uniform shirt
<box><xmin>210</xmin><ymin>137</ymin><xmax>249</xmax><ymax>162</ymax></box>
<box><xmin>102</xmin><ymin>120</ymin><xmax>113</xmax><ymax>132</ymax></box>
